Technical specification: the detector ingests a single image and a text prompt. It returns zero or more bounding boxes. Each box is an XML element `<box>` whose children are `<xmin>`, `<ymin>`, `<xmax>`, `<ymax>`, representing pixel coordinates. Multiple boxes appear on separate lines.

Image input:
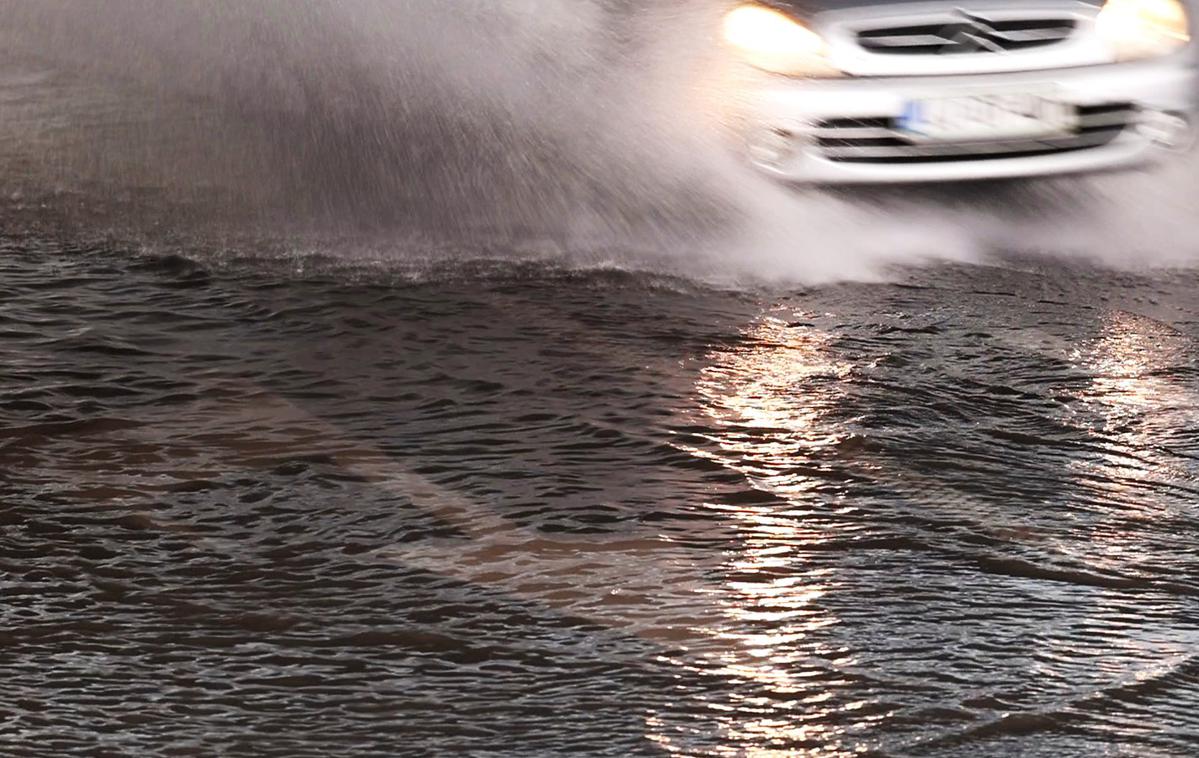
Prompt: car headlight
<box><xmin>722</xmin><ymin>4</ymin><xmax>840</xmax><ymax>77</ymax></box>
<box><xmin>1097</xmin><ymin>0</ymin><xmax>1190</xmax><ymax>60</ymax></box>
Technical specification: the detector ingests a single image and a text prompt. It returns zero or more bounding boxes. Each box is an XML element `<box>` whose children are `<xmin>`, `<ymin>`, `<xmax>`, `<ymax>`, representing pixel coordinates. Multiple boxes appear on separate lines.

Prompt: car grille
<box><xmin>857</xmin><ymin>16</ymin><xmax>1076</xmax><ymax>55</ymax></box>
<box><xmin>812</xmin><ymin>104</ymin><xmax>1133</xmax><ymax>164</ymax></box>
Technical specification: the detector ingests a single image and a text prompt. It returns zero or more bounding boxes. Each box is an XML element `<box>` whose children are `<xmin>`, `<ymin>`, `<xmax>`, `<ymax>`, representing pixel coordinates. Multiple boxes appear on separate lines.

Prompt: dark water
<box><xmin>4</xmin><ymin>240</ymin><xmax>1199</xmax><ymax>756</ymax></box>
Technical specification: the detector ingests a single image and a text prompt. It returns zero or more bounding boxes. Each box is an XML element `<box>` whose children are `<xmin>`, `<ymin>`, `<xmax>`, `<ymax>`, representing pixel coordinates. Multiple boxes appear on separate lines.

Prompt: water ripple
<box><xmin>3</xmin><ymin>247</ymin><xmax>1198</xmax><ymax>756</ymax></box>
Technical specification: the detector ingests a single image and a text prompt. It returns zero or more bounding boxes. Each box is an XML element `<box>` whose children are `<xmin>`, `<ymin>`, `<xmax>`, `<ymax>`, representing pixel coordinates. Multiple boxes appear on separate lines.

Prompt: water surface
<box><xmin>4</xmin><ymin>241</ymin><xmax>1198</xmax><ymax>756</ymax></box>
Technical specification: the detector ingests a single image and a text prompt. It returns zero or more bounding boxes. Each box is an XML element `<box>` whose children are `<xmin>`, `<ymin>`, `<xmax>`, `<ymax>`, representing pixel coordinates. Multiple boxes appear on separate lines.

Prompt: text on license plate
<box><xmin>899</xmin><ymin>92</ymin><xmax>1077</xmax><ymax>142</ymax></box>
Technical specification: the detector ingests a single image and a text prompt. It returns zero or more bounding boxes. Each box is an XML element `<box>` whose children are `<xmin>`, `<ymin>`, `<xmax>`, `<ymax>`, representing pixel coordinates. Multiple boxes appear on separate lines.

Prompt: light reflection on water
<box><xmin>654</xmin><ymin>305</ymin><xmax>1199</xmax><ymax>755</ymax></box>
<box><xmin>695</xmin><ymin>316</ymin><xmax>854</xmax><ymax>491</ymax></box>
<box><xmin>1068</xmin><ymin>310</ymin><xmax>1199</xmax><ymax>554</ymax></box>
<box><xmin>657</xmin><ymin>316</ymin><xmax>861</xmax><ymax>755</ymax></box>
<box><xmin>1052</xmin><ymin>312</ymin><xmax>1199</xmax><ymax>737</ymax></box>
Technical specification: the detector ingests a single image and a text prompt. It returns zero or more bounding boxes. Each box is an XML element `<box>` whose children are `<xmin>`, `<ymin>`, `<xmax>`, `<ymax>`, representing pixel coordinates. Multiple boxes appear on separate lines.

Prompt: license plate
<box><xmin>898</xmin><ymin>91</ymin><xmax>1077</xmax><ymax>143</ymax></box>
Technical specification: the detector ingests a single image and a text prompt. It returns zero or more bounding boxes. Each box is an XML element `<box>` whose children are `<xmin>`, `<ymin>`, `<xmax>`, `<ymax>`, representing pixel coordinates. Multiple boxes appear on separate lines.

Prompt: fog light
<box><xmin>745</xmin><ymin>127</ymin><xmax>797</xmax><ymax>169</ymax></box>
<box><xmin>1139</xmin><ymin>110</ymin><xmax>1194</xmax><ymax>150</ymax></box>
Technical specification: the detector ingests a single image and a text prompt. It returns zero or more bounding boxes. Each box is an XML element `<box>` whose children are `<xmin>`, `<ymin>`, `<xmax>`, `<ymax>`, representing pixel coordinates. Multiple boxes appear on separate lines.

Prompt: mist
<box><xmin>0</xmin><ymin>0</ymin><xmax>1196</xmax><ymax>283</ymax></box>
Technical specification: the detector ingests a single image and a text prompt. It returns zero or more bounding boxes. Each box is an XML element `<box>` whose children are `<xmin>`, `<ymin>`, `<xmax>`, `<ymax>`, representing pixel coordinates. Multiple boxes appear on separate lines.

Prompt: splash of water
<box><xmin>0</xmin><ymin>0</ymin><xmax>1195</xmax><ymax>283</ymax></box>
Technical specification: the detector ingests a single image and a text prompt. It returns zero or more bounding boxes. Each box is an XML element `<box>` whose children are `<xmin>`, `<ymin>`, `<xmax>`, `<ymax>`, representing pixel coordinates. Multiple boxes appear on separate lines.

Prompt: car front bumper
<box><xmin>736</xmin><ymin>57</ymin><xmax>1198</xmax><ymax>184</ymax></box>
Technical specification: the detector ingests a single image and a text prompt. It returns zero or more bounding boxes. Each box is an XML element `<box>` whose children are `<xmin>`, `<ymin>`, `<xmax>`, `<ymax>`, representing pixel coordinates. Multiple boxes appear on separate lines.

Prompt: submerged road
<box><xmin>4</xmin><ymin>244</ymin><xmax>1198</xmax><ymax>756</ymax></box>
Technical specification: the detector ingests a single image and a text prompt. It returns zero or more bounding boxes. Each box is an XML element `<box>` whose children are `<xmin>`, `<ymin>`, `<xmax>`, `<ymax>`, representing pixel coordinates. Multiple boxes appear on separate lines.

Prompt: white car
<box><xmin>722</xmin><ymin>0</ymin><xmax>1197</xmax><ymax>182</ymax></box>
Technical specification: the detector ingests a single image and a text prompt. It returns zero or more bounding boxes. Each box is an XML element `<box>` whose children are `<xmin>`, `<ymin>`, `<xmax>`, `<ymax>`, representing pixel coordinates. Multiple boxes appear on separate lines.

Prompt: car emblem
<box><xmin>938</xmin><ymin>9</ymin><xmax>1007</xmax><ymax>54</ymax></box>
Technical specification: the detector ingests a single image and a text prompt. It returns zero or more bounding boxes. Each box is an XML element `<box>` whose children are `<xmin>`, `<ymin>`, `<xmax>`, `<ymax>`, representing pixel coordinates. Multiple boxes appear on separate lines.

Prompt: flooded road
<box><xmin>2</xmin><ymin>6</ymin><xmax>1199</xmax><ymax>755</ymax></box>
<box><xmin>4</xmin><ymin>243</ymin><xmax>1198</xmax><ymax>756</ymax></box>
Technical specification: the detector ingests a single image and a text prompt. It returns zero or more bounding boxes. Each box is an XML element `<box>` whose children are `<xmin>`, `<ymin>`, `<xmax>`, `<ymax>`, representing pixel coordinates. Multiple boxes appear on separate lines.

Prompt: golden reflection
<box><xmin>1020</xmin><ymin>309</ymin><xmax>1199</xmax><ymax>710</ymax></box>
<box><xmin>1066</xmin><ymin>310</ymin><xmax>1198</xmax><ymax>560</ymax></box>
<box><xmin>695</xmin><ymin>316</ymin><xmax>854</xmax><ymax>495</ymax></box>
<box><xmin>1081</xmin><ymin>311</ymin><xmax>1182</xmax><ymax>413</ymax></box>
<box><xmin>1072</xmin><ymin>310</ymin><xmax>1195</xmax><ymax>468</ymax></box>
<box><xmin>652</xmin><ymin>315</ymin><xmax>861</xmax><ymax>756</ymax></box>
